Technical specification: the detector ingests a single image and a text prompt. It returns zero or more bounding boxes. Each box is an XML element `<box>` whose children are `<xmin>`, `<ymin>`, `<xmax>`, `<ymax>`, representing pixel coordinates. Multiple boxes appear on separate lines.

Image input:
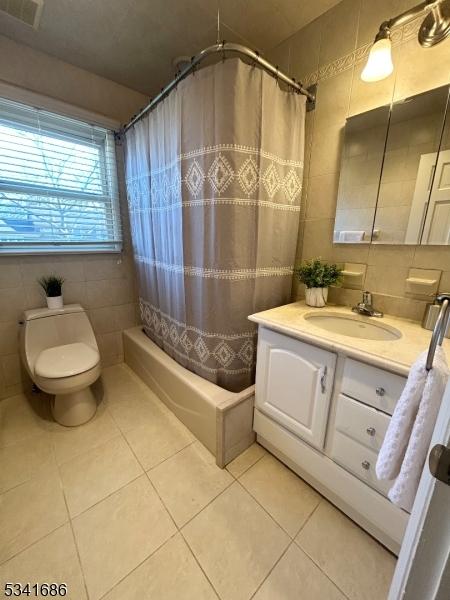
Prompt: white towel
<box><xmin>376</xmin><ymin>347</ymin><xmax>449</xmax><ymax>512</ymax></box>
<box><xmin>376</xmin><ymin>350</ymin><xmax>428</xmax><ymax>481</ymax></box>
<box><xmin>338</xmin><ymin>230</ymin><xmax>365</xmax><ymax>242</ymax></box>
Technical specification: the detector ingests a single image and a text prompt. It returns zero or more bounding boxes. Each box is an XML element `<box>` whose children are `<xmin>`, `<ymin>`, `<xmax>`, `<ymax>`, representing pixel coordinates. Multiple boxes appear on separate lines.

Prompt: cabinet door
<box><xmin>255</xmin><ymin>327</ymin><xmax>336</xmax><ymax>449</ymax></box>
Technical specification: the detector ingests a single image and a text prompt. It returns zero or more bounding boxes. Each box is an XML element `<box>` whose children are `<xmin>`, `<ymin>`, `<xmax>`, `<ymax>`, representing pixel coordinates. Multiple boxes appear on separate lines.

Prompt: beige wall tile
<box><xmin>84</xmin><ymin>255</ymin><xmax>127</xmax><ymax>281</ymax></box>
<box><xmin>0</xmin><ymin>322</ymin><xmax>21</xmax><ymax>357</ymax></box>
<box><xmin>309</xmin><ymin>122</ymin><xmax>345</xmax><ymax>178</ymax></box>
<box><xmin>301</xmin><ymin>218</ymin><xmax>335</xmax><ymax>261</ymax></box>
<box><xmin>413</xmin><ymin>246</ymin><xmax>450</xmax><ymax>271</ymax></box>
<box><xmin>97</xmin><ymin>331</ymin><xmax>124</xmax><ymax>365</ymax></box>
<box><xmin>331</xmin><ymin>243</ymin><xmax>370</xmax><ymax>264</ymax></box>
<box><xmin>0</xmin><ymin>258</ymin><xmax>22</xmax><ymax>289</ymax></box>
<box><xmin>114</xmin><ymin>303</ymin><xmax>139</xmax><ymax>331</ymax></box>
<box><xmin>1</xmin><ymin>353</ymin><xmax>22</xmax><ymax>387</ymax></box>
<box><xmin>318</xmin><ymin>0</ymin><xmax>360</xmax><ymax>67</ymax></box>
<box><xmin>290</xmin><ymin>18</ymin><xmax>322</xmax><ymax>81</ymax></box>
<box><xmin>440</xmin><ymin>271</ymin><xmax>450</xmax><ymax>292</ymax></box>
<box><xmin>314</xmin><ymin>69</ymin><xmax>353</xmax><ymax>131</ymax></box>
<box><xmin>365</xmin><ymin>264</ymin><xmax>409</xmax><ymax>296</ymax></box>
<box><xmin>267</xmin><ymin>38</ymin><xmax>291</xmax><ymax>73</ymax></box>
<box><xmin>0</xmin><ymin>288</ymin><xmax>26</xmax><ymax>323</ymax></box>
<box><xmin>393</xmin><ymin>38</ymin><xmax>450</xmax><ymax>101</ymax></box>
<box><xmin>88</xmin><ymin>307</ymin><xmax>118</xmax><ymax>335</ymax></box>
<box><xmin>349</xmin><ymin>58</ymin><xmax>396</xmax><ymax>116</ymax></box>
<box><xmin>357</xmin><ymin>0</ymin><xmax>408</xmax><ymax>47</ymax></box>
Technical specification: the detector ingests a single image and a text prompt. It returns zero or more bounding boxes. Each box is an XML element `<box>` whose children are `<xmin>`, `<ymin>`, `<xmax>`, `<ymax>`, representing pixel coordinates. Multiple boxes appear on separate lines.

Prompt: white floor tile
<box><xmin>0</xmin><ymin>524</ymin><xmax>87</xmax><ymax>600</ymax></box>
<box><xmin>103</xmin><ymin>534</ymin><xmax>217</xmax><ymax>600</ymax></box>
<box><xmin>240</xmin><ymin>453</ymin><xmax>320</xmax><ymax>536</ymax></box>
<box><xmin>296</xmin><ymin>500</ymin><xmax>396</xmax><ymax>600</ymax></box>
<box><xmin>59</xmin><ymin>435</ymin><xmax>143</xmax><ymax>516</ymax></box>
<box><xmin>148</xmin><ymin>441</ymin><xmax>233</xmax><ymax>526</ymax></box>
<box><xmin>182</xmin><ymin>482</ymin><xmax>290</xmax><ymax>600</ymax></box>
<box><xmin>72</xmin><ymin>475</ymin><xmax>176</xmax><ymax>600</ymax></box>
<box><xmin>0</xmin><ymin>466</ymin><xmax>68</xmax><ymax>563</ymax></box>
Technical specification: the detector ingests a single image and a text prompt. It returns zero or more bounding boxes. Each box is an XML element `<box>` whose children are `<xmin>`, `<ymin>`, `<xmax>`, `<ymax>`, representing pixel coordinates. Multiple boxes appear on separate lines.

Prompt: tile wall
<box><xmin>0</xmin><ymin>37</ymin><xmax>148</xmax><ymax>398</ymax></box>
<box><xmin>268</xmin><ymin>0</ymin><xmax>450</xmax><ymax>318</ymax></box>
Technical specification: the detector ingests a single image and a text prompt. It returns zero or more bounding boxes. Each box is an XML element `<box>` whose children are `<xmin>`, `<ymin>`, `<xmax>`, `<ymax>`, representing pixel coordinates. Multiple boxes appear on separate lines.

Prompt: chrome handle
<box><xmin>366</xmin><ymin>427</ymin><xmax>376</xmax><ymax>437</ymax></box>
<box><xmin>375</xmin><ymin>387</ymin><xmax>385</xmax><ymax>397</ymax></box>
<box><xmin>320</xmin><ymin>366</ymin><xmax>327</xmax><ymax>394</ymax></box>
<box><xmin>361</xmin><ymin>460</ymin><xmax>371</xmax><ymax>470</ymax></box>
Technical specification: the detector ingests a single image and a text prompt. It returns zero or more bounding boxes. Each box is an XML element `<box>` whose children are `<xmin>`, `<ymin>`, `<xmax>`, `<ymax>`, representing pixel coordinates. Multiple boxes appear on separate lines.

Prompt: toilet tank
<box><xmin>21</xmin><ymin>304</ymin><xmax>97</xmax><ymax>373</ymax></box>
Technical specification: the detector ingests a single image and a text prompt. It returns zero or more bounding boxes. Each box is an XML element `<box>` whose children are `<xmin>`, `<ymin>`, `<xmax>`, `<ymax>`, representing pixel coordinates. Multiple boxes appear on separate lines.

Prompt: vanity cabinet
<box><xmin>255</xmin><ymin>327</ymin><xmax>336</xmax><ymax>449</ymax></box>
<box><xmin>253</xmin><ymin>326</ymin><xmax>409</xmax><ymax>554</ymax></box>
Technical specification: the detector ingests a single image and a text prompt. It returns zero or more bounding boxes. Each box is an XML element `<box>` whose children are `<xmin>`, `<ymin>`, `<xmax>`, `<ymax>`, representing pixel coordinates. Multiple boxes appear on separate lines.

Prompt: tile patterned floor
<box><xmin>0</xmin><ymin>364</ymin><xmax>396</xmax><ymax>600</ymax></box>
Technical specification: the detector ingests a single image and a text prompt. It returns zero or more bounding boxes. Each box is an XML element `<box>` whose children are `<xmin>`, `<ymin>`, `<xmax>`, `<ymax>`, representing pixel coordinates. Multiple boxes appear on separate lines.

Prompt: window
<box><xmin>0</xmin><ymin>97</ymin><xmax>121</xmax><ymax>254</ymax></box>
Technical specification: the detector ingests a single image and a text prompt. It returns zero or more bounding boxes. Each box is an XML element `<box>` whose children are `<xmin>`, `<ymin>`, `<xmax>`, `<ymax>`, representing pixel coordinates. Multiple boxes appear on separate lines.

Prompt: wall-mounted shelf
<box><xmin>340</xmin><ymin>263</ymin><xmax>367</xmax><ymax>290</ymax></box>
<box><xmin>405</xmin><ymin>268</ymin><xmax>441</xmax><ymax>299</ymax></box>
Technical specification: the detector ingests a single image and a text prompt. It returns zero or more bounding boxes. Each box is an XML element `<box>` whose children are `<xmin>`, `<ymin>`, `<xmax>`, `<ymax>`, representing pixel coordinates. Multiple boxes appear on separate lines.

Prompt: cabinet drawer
<box><xmin>335</xmin><ymin>394</ymin><xmax>390</xmax><ymax>452</ymax></box>
<box><xmin>331</xmin><ymin>430</ymin><xmax>393</xmax><ymax>497</ymax></box>
<box><xmin>342</xmin><ymin>358</ymin><xmax>406</xmax><ymax>415</ymax></box>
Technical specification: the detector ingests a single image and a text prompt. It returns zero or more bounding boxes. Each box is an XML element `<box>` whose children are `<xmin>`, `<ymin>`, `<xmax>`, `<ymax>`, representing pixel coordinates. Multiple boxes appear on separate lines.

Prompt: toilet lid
<box><xmin>35</xmin><ymin>343</ymin><xmax>100</xmax><ymax>378</ymax></box>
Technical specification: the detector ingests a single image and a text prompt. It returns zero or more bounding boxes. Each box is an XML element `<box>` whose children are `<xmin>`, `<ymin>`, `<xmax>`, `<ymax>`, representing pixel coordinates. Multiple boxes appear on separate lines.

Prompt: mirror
<box><xmin>334</xmin><ymin>85</ymin><xmax>450</xmax><ymax>245</ymax></box>
<box><xmin>334</xmin><ymin>106</ymin><xmax>390</xmax><ymax>243</ymax></box>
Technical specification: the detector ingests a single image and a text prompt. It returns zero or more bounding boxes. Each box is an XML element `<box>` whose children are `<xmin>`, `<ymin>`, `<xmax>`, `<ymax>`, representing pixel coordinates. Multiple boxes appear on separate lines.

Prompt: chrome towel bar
<box><xmin>426</xmin><ymin>294</ymin><xmax>450</xmax><ymax>371</ymax></box>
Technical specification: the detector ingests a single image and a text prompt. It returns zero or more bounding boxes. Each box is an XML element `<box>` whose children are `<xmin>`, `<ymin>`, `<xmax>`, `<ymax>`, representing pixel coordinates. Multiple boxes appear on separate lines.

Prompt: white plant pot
<box><xmin>46</xmin><ymin>295</ymin><xmax>63</xmax><ymax>309</ymax></box>
<box><xmin>305</xmin><ymin>287</ymin><xmax>328</xmax><ymax>308</ymax></box>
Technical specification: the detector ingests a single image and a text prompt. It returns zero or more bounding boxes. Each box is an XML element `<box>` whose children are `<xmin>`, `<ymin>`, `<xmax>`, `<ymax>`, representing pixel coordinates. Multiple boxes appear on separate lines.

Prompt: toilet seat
<box><xmin>35</xmin><ymin>342</ymin><xmax>100</xmax><ymax>378</ymax></box>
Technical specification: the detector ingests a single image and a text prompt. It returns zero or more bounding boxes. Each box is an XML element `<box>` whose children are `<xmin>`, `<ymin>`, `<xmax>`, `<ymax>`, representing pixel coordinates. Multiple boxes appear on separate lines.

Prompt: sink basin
<box><xmin>304</xmin><ymin>311</ymin><xmax>402</xmax><ymax>341</ymax></box>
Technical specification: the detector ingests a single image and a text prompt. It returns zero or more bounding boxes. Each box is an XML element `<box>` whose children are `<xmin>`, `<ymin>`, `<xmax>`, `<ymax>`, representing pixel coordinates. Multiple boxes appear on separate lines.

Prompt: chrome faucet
<box><xmin>352</xmin><ymin>291</ymin><xmax>383</xmax><ymax>318</ymax></box>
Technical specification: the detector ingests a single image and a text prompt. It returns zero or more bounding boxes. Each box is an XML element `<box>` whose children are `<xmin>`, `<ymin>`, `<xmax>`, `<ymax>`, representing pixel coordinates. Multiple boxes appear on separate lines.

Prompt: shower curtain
<box><xmin>125</xmin><ymin>58</ymin><xmax>305</xmax><ymax>392</ymax></box>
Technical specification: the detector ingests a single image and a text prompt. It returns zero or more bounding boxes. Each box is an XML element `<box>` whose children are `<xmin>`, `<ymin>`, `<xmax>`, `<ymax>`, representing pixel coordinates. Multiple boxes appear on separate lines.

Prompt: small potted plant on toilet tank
<box><xmin>296</xmin><ymin>259</ymin><xmax>342</xmax><ymax>308</ymax></box>
<box><xmin>38</xmin><ymin>275</ymin><xmax>65</xmax><ymax>309</ymax></box>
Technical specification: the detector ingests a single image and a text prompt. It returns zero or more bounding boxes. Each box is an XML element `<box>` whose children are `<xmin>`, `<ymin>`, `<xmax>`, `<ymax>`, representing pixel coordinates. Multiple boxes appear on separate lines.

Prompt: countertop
<box><xmin>249</xmin><ymin>301</ymin><xmax>450</xmax><ymax>377</ymax></box>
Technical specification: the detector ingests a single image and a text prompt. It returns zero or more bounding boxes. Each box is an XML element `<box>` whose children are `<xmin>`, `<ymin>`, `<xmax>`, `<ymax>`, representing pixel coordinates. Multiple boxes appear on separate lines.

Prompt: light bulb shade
<box><xmin>361</xmin><ymin>38</ymin><xmax>394</xmax><ymax>82</ymax></box>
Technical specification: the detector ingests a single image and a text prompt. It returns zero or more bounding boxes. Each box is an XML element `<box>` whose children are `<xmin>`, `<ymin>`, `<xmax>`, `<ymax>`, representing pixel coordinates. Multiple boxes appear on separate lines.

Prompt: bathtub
<box><xmin>123</xmin><ymin>326</ymin><xmax>255</xmax><ymax>467</ymax></box>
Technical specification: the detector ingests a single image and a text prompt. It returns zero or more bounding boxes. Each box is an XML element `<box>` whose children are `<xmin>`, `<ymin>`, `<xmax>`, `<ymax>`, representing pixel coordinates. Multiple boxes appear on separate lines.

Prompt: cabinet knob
<box><xmin>361</xmin><ymin>460</ymin><xmax>371</xmax><ymax>470</ymax></box>
<box><xmin>375</xmin><ymin>387</ymin><xmax>385</xmax><ymax>397</ymax></box>
<box><xmin>366</xmin><ymin>427</ymin><xmax>376</xmax><ymax>436</ymax></box>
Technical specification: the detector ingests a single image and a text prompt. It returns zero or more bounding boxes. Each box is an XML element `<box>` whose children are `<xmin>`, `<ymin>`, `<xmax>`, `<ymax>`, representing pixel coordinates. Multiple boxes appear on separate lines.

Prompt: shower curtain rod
<box><xmin>122</xmin><ymin>41</ymin><xmax>316</xmax><ymax>132</ymax></box>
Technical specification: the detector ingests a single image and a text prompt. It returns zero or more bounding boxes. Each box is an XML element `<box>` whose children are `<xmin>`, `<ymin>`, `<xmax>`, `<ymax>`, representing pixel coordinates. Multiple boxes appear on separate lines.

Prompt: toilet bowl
<box><xmin>20</xmin><ymin>304</ymin><xmax>101</xmax><ymax>427</ymax></box>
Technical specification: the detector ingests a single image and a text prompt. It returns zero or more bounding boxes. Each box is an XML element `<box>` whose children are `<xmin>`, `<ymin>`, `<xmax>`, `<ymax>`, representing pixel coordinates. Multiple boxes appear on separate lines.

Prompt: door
<box><xmin>422</xmin><ymin>149</ymin><xmax>450</xmax><ymax>244</ymax></box>
<box><xmin>405</xmin><ymin>150</ymin><xmax>450</xmax><ymax>245</ymax></box>
<box><xmin>388</xmin><ymin>379</ymin><xmax>450</xmax><ymax>600</ymax></box>
<box><xmin>255</xmin><ymin>327</ymin><xmax>336</xmax><ymax>449</ymax></box>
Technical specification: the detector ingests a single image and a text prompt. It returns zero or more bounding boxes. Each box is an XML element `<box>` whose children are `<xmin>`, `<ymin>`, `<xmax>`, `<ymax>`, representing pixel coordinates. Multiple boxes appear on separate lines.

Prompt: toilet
<box><xmin>20</xmin><ymin>304</ymin><xmax>101</xmax><ymax>427</ymax></box>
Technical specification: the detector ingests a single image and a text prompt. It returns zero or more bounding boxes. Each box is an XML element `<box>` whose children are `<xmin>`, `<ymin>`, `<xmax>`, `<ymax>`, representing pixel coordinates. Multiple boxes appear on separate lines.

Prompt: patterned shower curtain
<box><xmin>124</xmin><ymin>58</ymin><xmax>305</xmax><ymax>392</ymax></box>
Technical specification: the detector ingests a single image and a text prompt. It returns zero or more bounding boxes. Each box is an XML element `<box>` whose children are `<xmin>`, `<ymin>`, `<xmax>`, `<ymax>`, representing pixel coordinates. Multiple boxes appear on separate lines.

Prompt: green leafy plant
<box><xmin>295</xmin><ymin>259</ymin><xmax>342</xmax><ymax>289</ymax></box>
<box><xmin>38</xmin><ymin>275</ymin><xmax>65</xmax><ymax>297</ymax></box>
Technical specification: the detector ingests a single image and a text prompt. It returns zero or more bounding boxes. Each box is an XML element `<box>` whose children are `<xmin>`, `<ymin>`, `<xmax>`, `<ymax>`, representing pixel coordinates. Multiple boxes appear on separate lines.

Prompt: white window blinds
<box><xmin>0</xmin><ymin>97</ymin><xmax>122</xmax><ymax>254</ymax></box>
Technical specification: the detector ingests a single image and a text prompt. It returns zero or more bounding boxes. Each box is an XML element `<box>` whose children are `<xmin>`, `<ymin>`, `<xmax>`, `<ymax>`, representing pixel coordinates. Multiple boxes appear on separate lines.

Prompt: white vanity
<box><xmin>249</xmin><ymin>302</ymin><xmax>450</xmax><ymax>555</ymax></box>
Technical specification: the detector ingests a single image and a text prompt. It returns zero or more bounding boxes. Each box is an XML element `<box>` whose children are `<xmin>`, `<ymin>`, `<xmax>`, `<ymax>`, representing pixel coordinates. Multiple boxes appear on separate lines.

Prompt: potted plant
<box><xmin>295</xmin><ymin>259</ymin><xmax>342</xmax><ymax>308</ymax></box>
<box><xmin>38</xmin><ymin>275</ymin><xmax>65</xmax><ymax>309</ymax></box>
